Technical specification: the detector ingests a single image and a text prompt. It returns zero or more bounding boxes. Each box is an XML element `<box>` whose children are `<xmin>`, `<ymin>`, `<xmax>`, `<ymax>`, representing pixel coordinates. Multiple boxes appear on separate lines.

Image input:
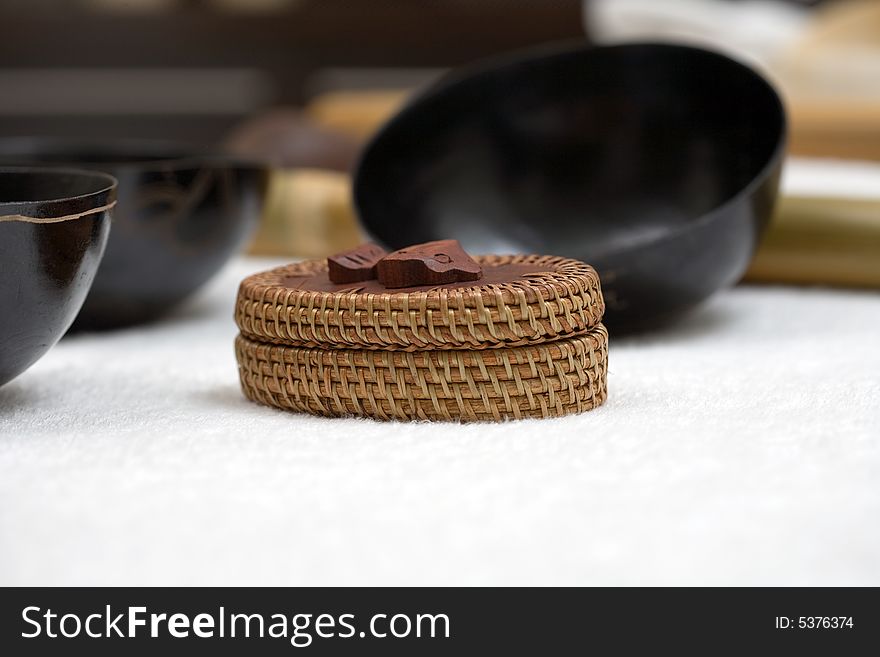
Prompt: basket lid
<box><xmin>235</xmin><ymin>251</ymin><xmax>604</xmax><ymax>351</ymax></box>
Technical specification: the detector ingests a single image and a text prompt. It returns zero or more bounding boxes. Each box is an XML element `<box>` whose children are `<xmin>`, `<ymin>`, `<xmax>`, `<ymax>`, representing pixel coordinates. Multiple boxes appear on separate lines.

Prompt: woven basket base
<box><xmin>235</xmin><ymin>324</ymin><xmax>608</xmax><ymax>422</ymax></box>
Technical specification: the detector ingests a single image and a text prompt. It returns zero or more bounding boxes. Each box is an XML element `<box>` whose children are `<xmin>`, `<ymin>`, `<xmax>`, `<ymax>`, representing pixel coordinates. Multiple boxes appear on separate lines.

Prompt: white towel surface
<box><xmin>1</xmin><ymin>257</ymin><xmax>878</xmax><ymax>586</ymax></box>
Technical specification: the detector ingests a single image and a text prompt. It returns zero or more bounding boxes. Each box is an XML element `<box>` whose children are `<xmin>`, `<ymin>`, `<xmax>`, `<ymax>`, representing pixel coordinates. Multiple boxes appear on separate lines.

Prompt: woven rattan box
<box><xmin>234</xmin><ymin>245</ymin><xmax>608</xmax><ymax>422</ymax></box>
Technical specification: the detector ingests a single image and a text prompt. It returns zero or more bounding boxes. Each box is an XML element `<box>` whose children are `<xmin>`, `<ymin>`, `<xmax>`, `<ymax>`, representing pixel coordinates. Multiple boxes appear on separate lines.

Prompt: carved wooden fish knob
<box><xmin>376</xmin><ymin>239</ymin><xmax>482</xmax><ymax>288</ymax></box>
<box><xmin>327</xmin><ymin>243</ymin><xmax>388</xmax><ymax>283</ymax></box>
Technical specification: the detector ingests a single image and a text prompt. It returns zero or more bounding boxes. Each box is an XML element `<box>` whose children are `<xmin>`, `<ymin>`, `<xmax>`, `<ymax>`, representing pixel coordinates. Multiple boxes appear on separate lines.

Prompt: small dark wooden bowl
<box><xmin>0</xmin><ymin>167</ymin><xmax>115</xmax><ymax>387</ymax></box>
<box><xmin>0</xmin><ymin>139</ymin><xmax>269</xmax><ymax>330</ymax></box>
<box><xmin>354</xmin><ymin>42</ymin><xmax>786</xmax><ymax>331</ymax></box>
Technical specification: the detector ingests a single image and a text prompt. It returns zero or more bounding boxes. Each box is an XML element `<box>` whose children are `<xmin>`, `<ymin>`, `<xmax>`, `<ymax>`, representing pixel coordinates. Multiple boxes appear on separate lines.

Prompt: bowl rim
<box><xmin>0</xmin><ymin>166</ymin><xmax>118</xmax><ymax>224</ymax></box>
<box><xmin>354</xmin><ymin>40</ymin><xmax>788</xmax><ymax>259</ymax></box>
<box><xmin>0</xmin><ymin>136</ymin><xmax>267</xmax><ymax>172</ymax></box>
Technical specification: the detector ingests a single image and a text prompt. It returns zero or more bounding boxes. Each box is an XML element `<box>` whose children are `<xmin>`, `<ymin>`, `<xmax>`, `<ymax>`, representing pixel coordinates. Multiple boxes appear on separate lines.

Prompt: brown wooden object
<box><xmin>327</xmin><ymin>243</ymin><xmax>388</xmax><ymax>284</ymax></box>
<box><xmin>376</xmin><ymin>239</ymin><xmax>482</xmax><ymax>288</ymax></box>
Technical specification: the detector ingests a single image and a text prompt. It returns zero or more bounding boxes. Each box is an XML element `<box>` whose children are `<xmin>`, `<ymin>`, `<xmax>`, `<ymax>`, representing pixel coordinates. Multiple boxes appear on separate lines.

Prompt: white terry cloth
<box><xmin>1</xmin><ymin>254</ymin><xmax>877</xmax><ymax>586</ymax></box>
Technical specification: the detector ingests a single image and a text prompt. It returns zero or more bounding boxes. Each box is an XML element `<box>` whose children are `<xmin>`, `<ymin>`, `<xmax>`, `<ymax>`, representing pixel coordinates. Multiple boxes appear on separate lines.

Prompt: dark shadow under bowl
<box><xmin>355</xmin><ymin>42</ymin><xmax>786</xmax><ymax>331</ymax></box>
<box><xmin>0</xmin><ymin>167</ymin><xmax>114</xmax><ymax>387</ymax></box>
<box><xmin>0</xmin><ymin>138</ymin><xmax>269</xmax><ymax>330</ymax></box>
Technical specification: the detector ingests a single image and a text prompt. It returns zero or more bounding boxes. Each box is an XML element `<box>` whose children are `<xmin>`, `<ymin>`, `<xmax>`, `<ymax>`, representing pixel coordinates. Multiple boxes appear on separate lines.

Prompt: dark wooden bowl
<box><xmin>0</xmin><ymin>139</ymin><xmax>269</xmax><ymax>330</ymax></box>
<box><xmin>0</xmin><ymin>167</ymin><xmax>115</xmax><ymax>387</ymax></box>
<box><xmin>354</xmin><ymin>42</ymin><xmax>786</xmax><ymax>331</ymax></box>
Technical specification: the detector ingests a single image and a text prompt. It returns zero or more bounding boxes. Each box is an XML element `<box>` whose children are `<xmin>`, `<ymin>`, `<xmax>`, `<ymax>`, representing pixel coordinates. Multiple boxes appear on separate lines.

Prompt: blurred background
<box><xmin>0</xmin><ymin>0</ymin><xmax>583</xmax><ymax>145</ymax></box>
<box><xmin>1</xmin><ymin>0</ymin><xmax>878</xmax><ymax>285</ymax></box>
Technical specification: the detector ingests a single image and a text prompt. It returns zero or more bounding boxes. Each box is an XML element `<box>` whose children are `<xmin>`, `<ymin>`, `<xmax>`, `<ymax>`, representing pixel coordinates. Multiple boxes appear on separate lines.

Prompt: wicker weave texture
<box><xmin>235</xmin><ymin>324</ymin><xmax>608</xmax><ymax>422</ymax></box>
<box><xmin>235</xmin><ymin>255</ymin><xmax>604</xmax><ymax>351</ymax></box>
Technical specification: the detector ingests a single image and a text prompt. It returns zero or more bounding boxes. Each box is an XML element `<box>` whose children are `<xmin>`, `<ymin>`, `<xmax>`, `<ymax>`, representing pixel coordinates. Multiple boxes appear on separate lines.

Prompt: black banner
<box><xmin>0</xmin><ymin>587</ymin><xmax>877</xmax><ymax>654</ymax></box>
